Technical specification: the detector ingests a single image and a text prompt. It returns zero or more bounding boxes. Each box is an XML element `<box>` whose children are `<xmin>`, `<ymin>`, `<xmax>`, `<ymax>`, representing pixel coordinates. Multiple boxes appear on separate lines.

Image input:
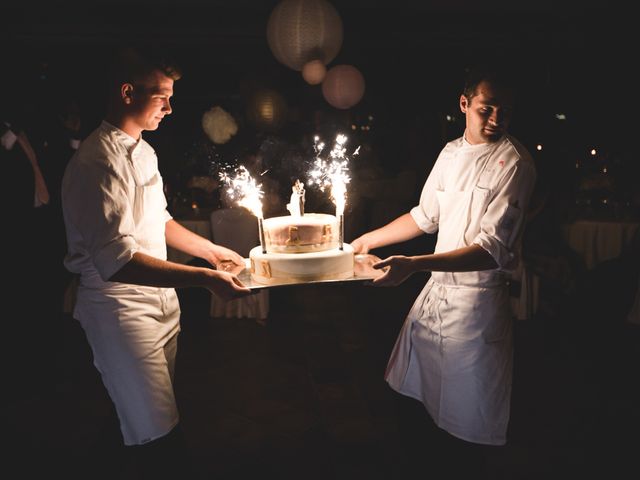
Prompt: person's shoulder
<box><xmin>497</xmin><ymin>135</ymin><xmax>535</xmax><ymax>171</ymax></box>
<box><xmin>443</xmin><ymin>137</ymin><xmax>464</xmax><ymax>152</ymax></box>
<box><xmin>73</xmin><ymin>125</ymin><xmax>124</xmax><ymax>166</ymax></box>
<box><xmin>438</xmin><ymin>137</ymin><xmax>464</xmax><ymax>159</ymax></box>
<box><xmin>137</xmin><ymin>137</ymin><xmax>157</xmax><ymax>157</ymax></box>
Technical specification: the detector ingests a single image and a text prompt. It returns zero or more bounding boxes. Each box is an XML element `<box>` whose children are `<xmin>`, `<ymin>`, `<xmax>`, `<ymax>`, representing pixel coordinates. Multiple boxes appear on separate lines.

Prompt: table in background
<box><xmin>562</xmin><ymin>220</ymin><xmax>639</xmax><ymax>270</ymax></box>
<box><xmin>170</xmin><ymin>215</ymin><xmax>269</xmax><ymax>320</ymax></box>
<box><xmin>562</xmin><ymin>220</ymin><xmax>639</xmax><ymax>324</ymax></box>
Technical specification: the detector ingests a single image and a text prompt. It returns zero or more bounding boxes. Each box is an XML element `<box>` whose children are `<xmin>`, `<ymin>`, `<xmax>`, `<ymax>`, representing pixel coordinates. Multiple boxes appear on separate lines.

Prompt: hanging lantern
<box><xmin>201</xmin><ymin>106</ymin><xmax>238</xmax><ymax>145</ymax></box>
<box><xmin>246</xmin><ymin>88</ymin><xmax>288</xmax><ymax>132</ymax></box>
<box><xmin>266</xmin><ymin>0</ymin><xmax>343</xmax><ymax>71</ymax></box>
<box><xmin>302</xmin><ymin>59</ymin><xmax>327</xmax><ymax>85</ymax></box>
<box><xmin>321</xmin><ymin>64</ymin><xmax>365</xmax><ymax>109</ymax></box>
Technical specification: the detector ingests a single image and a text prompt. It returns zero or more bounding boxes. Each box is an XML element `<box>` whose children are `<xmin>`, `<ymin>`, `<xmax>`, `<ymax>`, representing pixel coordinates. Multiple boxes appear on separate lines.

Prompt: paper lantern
<box><xmin>321</xmin><ymin>65</ymin><xmax>365</xmax><ymax>109</ymax></box>
<box><xmin>246</xmin><ymin>88</ymin><xmax>288</xmax><ymax>132</ymax></box>
<box><xmin>202</xmin><ymin>106</ymin><xmax>238</xmax><ymax>144</ymax></box>
<box><xmin>302</xmin><ymin>60</ymin><xmax>327</xmax><ymax>85</ymax></box>
<box><xmin>267</xmin><ymin>0</ymin><xmax>343</xmax><ymax>71</ymax></box>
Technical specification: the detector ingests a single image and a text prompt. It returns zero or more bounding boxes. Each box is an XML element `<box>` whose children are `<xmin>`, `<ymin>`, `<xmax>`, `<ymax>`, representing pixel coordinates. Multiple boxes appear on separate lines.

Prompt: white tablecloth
<box><xmin>510</xmin><ymin>220</ymin><xmax>639</xmax><ymax>322</ymax></box>
<box><xmin>563</xmin><ymin>220</ymin><xmax>639</xmax><ymax>324</ymax></box>
<box><xmin>562</xmin><ymin>220</ymin><xmax>639</xmax><ymax>270</ymax></box>
<box><xmin>171</xmin><ymin>213</ymin><xmax>269</xmax><ymax>320</ymax></box>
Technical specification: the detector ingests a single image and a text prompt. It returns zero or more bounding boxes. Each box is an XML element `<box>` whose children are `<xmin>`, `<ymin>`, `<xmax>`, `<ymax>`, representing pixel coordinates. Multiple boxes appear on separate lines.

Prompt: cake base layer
<box><xmin>249</xmin><ymin>244</ymin><xmax>354</xmax><ymax>285</ymax></box>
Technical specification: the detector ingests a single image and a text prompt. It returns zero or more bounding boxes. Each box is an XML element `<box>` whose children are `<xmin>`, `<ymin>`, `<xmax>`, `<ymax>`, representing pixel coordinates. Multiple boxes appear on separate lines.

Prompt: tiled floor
<box><xmin>3</xmin><ymin>271</ymin><xmax>639</xmax><ymax>479</ymax></box>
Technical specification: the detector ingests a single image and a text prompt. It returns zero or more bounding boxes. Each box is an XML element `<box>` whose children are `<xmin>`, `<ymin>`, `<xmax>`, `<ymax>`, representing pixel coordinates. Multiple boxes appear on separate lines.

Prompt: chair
<box><xmin>209</xmin><ymin>208</ymin><xmax>269</xmax><ymax>320</ymax></box>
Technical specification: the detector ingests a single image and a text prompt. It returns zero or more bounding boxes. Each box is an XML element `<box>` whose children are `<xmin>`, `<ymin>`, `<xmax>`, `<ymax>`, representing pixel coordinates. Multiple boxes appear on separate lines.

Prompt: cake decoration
<box><xmin>219</xmin><ymin>134</ymin><xmax>362</xmax><ymax>285</ymax></box>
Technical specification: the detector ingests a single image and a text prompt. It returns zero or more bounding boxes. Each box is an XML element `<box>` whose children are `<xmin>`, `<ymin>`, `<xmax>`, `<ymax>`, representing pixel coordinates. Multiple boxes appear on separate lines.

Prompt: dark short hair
<box><xmin>462</xmin><ymin>62</ymin><xmax>516</xmax><ymax>100</ymax></box>
<box><xmin>109</xmin><ymin>47</ymin><xmax>182</xmax><ymax>88</ymax></box>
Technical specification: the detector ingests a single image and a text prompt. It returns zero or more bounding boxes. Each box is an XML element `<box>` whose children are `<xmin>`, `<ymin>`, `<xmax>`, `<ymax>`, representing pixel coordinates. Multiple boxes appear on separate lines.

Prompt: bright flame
<box><xmin>219</xmin><ymin>166</ymin><xmax>264</xmax><ymax>218</ymax></box>
<box><xmin>308</xmin><ymin>134</ymin><xmax>356</xmax><ymax>216</ymax></box>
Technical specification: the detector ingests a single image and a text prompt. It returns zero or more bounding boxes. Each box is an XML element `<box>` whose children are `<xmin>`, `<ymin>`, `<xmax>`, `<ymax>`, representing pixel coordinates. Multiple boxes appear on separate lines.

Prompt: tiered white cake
<box><xmin>249</xmin><ymin>213</ymin><xmax>354</xmax><ymax>285</ymax></box>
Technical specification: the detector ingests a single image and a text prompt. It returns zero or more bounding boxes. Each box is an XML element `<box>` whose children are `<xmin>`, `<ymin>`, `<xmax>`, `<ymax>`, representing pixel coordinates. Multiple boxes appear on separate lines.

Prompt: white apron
<box><xmin>385</xmin><ymin>153</ymin><xmax>513</xmax><ymax>446</ymax></box>
<box><xmin>75</xmin><ymin>167</ymin><xmax>181</xmax><ymax>446</ymax></box>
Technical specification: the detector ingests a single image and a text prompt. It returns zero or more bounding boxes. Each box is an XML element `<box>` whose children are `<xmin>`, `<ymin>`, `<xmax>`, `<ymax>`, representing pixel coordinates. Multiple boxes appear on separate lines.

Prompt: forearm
<box><xmin>362</xmin><ymin>213</ymin><xmax>423</xmax><ymax>249</ymax></box>
<box><xmin>165</xmin><ymin>219</ymin><xmax>214</xmax><ymax>261</ymax></box>
<box><xmin>16</xmin><ymin>132</ymin><xmax>40</xmax><ymax>171</ymax></box>
<box><xmin>410</xmin><ymin>244</ymin><xmax>498</xmax><ymax>273</ymax></box>
<box><xmin>109</xmin><ymin>251</ymin><xmax>218</xmax><ymax>288</ymax></box>
<box><xmin>17</xmin><ymin>131</ymin><xmax>49</xmax><ymax>199</ymax></box>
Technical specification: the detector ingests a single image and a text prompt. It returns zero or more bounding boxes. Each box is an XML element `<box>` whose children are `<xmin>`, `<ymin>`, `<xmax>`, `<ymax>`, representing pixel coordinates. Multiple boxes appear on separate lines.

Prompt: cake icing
<box><xmin>250</xmin><ymin>212</ymin><xmax>354</xmax><ymax>285</ymax></box>
<box><xmin>250</xmin><ymin>243</ymin><xmax>354</xmax><ymax>285</ymax></box>
<box><xmin>263</xmin><ymin>213</ymin><xmax>339</xmax><ymax>253</ymax></box>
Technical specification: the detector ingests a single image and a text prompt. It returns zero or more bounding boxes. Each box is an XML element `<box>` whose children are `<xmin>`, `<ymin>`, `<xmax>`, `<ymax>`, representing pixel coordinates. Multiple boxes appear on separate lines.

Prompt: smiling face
<box><xmin>460</xmin><ymin>79</ymin><xmax>514</xmax><ymax>145</ymax></box>
<box><xmin>121</xmin><ymin>69</ymin><xmax>174</xmax><ymax>136</ymax></box>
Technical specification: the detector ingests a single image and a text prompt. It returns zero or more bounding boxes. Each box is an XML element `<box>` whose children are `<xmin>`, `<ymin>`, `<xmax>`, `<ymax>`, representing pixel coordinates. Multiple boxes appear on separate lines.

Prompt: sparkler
<box><xmin>219</xmin><ymin>166</ymin><xmax>267</xmax><ymax>253</ymax></box>
<box><xmin>308</xmin><ymin>134</ymin><xmax>357</xmax><ymax>250</ymax></box>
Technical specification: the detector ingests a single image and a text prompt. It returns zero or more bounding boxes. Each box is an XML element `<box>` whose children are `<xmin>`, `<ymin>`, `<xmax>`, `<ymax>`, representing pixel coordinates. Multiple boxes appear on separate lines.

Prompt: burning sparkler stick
<box><xmin>258</xmin><ymin>218</ymin><xmax>266</xmax><ymax>254</ymax></box>
<box><xmin>219</xmin><ymin>165</ymin><xmax>267</xmax><ymax>253</ymax></box>
<box><xmin>308</xmin><ymin>134</ymin><xmax>357</xmax><ymax>250</ymax></box>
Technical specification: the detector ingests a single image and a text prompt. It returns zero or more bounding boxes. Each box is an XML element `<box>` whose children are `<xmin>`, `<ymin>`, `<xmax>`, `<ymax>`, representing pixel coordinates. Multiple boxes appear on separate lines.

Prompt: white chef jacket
<box><xmin>62</xmin><ymin>121</ymin><xmax>181</xmax><ymax>445</ymax></box>
<box><xmin>385</xmin><ymin>134</ymin><xmax>536</xmax><ymax>445</ymax></box>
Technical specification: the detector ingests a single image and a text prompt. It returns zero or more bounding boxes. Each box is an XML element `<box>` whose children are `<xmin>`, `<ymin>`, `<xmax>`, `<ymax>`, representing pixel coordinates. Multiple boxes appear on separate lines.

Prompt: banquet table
<box><xmin>562</xmin><ymin>220</ymin><xmax>639</xmax><ymax>270</ymax></box>
<box><xmin>562</xmin><ymin>220</ymin><xmax>639</xmax><ymax>324</ymax></box>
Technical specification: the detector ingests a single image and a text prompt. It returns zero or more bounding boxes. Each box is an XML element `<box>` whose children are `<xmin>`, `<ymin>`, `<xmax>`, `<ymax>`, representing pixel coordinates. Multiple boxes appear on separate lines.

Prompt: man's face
<box><xmin>129</xmin><ymin>70</ymin><xmax>174</xmax><ymax>132</ymax></box>
<box><xmin>460</xmin><ymin>80</ymin><xmax>513</xmax><ymax>144</ymax></box>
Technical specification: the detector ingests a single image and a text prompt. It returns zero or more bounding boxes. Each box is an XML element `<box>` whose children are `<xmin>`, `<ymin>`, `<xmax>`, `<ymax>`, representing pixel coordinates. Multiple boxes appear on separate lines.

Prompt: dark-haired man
<box><xmin>352</xmin><ymin>65</ymin><xmax>536</xmax><ymax>477</ymax></box>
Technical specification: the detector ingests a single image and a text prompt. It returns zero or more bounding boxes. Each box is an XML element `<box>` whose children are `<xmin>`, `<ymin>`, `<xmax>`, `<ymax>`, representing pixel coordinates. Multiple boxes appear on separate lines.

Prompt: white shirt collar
<box><xmin>100</xmin><ymin>120</ymin><xmax>142</xmax><ymax>154</ymax></box>
<box><xmin>462</xmin><ymin>133</ymin><xmax>503</xmax><ymax>151</ymax></box>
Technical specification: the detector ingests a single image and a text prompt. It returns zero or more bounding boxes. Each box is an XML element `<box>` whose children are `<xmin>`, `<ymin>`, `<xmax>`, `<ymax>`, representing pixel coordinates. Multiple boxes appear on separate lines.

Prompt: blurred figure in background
<box><xmin>38</xmin><ymin>96</ymin><xmax>84</xmax><ymax>310</ymax></box>
<box><xmin>1</xmin><ymin>89</ymin><xmax>52</xmax><ymax>398</ymax></box>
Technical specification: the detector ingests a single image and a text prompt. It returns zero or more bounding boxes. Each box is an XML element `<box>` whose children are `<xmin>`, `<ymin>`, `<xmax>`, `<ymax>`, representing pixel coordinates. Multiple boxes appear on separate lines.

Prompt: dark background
<box><xmin>2</xmin><ymin>4</ymin><xmax>639</xmax><ymax>479</ymax></box>
<box><xmin>3</xmin><ymin>0</ymin><xmax>635</xmax><ymax>213</ymax></box>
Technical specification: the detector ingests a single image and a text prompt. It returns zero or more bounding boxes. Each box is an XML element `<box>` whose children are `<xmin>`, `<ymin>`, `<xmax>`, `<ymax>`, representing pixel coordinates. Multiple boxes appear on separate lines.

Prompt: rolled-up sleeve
<box><xmin>473</xmin><ymin>160</ymin><xmax>537</xmax><ymax>269</ymax></box>
<box><xmin>409</xmin><ymin>157</ymin><xmax>443</xmax><ymax>234</ymax></box>
<box><xmin>65</xmin><ymin>159</ymin><xmax>140</xmax><ymax>281</ymax></box>
<box><xmin>160</xmin><ymin>173</ymin><xmax>172</xmax><ymax>224</ymax></box>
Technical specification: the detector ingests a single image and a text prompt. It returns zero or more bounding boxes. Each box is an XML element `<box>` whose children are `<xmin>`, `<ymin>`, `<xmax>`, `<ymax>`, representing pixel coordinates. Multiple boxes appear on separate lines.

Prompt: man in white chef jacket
<box><xmin>62</xmin><ymin>48</ymin><xmax>251</xmax><ymax>478</ymax></box>
<box><xmin>352</xmin><ymin>65</ymin><xmax>536</xmax><ymax>477</ymax></box>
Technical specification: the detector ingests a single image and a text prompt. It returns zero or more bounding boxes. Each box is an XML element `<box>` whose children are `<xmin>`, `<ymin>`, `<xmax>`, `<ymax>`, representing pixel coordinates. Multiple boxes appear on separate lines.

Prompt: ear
<box><xmin>459</xmin><ymin>94</ymin><xmax>468</xmax><ymax>114</ymax></box>
<box><xmin>121</xmin><ymin>83</ymin><xmax>134</xmax><ymax>104</ymax></box>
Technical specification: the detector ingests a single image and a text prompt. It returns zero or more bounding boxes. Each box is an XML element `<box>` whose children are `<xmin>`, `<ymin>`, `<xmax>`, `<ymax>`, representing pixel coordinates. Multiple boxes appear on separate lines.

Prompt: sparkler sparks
<box><xmin>219</xmin><ymin>165</ymin><xmax>264</xmax><ymax>219</ymax></box>
<box><xmin>219</xmin><ymin>165</ymin><xmax>266</xmax><ymax>252</ymax></box>
<box><xmin>308</xmin><ymin>134</ymin><xmax>359</xmax><ymax>250</ymax></box>
<box><xmin>308</xmin><ymin>134</ymin><xmax>357</xmax><ymax>217</ymax></box>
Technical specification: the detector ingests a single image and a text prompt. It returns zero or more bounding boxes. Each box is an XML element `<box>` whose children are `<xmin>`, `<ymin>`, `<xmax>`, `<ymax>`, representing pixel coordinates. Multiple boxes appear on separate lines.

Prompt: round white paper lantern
<box><xmin>201</xmin><ymin>106</ymin><xmax>238</xmax><ymax>144</ymax></box>
<box><xmin>321</xmin><ymin>64</ymin><xmax>365</xmax><ymax>109</ymax></box>
<box><xmin>302</xmin><ymin>60</ymin><xmax>327</xmax><ymax>85</ymax></box>
<box><xmin>267</xmin><ymin>0</ymin><xmax>343</xmax><ymax>71</ymax></box>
